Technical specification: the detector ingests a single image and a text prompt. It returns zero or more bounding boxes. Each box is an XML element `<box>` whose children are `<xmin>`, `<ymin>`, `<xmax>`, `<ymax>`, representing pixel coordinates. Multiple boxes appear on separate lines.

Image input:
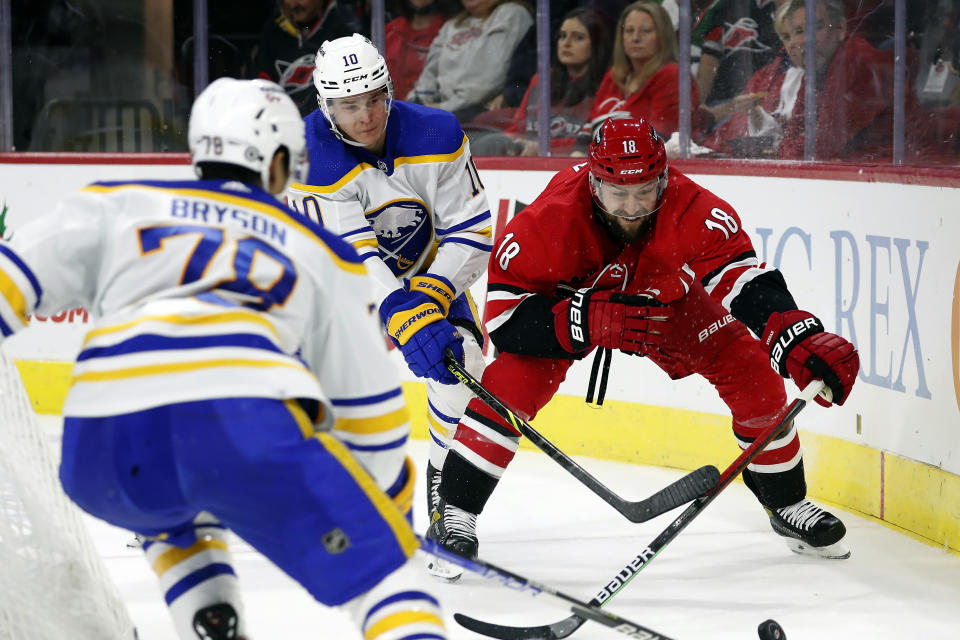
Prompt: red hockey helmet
<box><xmin>588</xmin><ymin>117</ymin><xmax>667</xmax><ymax>185</ymax></box>
<box><xmin>588</xmin><ymin>118</ymin><xmax>669</xmax><ymax>220</ymax></box>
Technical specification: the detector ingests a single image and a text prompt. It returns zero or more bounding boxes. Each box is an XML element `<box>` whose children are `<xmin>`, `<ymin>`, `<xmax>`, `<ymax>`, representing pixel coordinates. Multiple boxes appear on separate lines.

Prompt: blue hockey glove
<box><xmin>380</xmin><ymin>287</ymin><xmax>464</xmax><ymax>385</ymax></box>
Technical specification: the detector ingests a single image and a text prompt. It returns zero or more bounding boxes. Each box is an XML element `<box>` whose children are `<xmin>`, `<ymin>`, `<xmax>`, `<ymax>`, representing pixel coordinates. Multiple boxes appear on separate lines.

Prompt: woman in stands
<box><xmin>586</xmin><ymin>0</ymin><xmax>698</xmax><ymax>137</ymax></box>
<box><xmin>406</xmin><ymin>0</ymin><xmax>533</xmax><ymax>123</ymax></box>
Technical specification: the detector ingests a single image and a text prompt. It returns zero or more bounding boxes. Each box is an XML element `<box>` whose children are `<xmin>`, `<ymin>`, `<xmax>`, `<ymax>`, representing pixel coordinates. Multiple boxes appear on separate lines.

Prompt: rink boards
<box><xmin>0</xmin><ymin>154</ymin><xmax>957</xmax><ymax>555</ymax></box>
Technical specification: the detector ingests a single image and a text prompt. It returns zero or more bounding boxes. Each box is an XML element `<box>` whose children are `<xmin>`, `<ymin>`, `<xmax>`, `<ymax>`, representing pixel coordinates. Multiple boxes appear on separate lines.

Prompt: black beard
<box><xmin>594</xmin><ymin>203</ymin><xmax>654</xmax><ymax>243</ymax></box>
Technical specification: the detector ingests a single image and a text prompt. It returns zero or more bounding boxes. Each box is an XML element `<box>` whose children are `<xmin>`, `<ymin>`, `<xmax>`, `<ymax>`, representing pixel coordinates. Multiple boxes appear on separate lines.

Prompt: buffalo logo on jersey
<box><xmin>368</xmin><ymin>200</ymin><xmax>433</xmax><ymax>276</ymax></box>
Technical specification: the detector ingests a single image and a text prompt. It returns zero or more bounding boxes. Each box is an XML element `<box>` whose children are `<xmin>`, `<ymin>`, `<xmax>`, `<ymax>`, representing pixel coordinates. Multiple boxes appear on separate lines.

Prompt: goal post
<box><xmin>0</xmin><ymin>350</ymin><xmax>137</xmax><ymax>639</ymax></box>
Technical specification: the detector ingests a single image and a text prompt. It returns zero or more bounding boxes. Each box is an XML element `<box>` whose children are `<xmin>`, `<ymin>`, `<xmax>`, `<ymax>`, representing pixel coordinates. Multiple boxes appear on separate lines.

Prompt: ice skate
<box><xmin>766</xmin><ymin>498</ymin><xmax>850</xmax><ymax>559</ymax></box>
<box><xmin>424</xmin><ymin>500</ymin><xmax>478</xmax><ymax>581</ymax></box>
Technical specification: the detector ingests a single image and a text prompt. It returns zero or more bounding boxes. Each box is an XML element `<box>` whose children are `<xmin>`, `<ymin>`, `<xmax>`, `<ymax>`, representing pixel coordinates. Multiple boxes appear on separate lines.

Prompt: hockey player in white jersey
<box><xmin>0</xmin><ymin>78</ymin><xmax>450</xmax><ymax>640</ymax></box>
<box><xmin>286</xmin><ymin>34</ymin><xmax>493</xmax><ymax>554</ymax></box>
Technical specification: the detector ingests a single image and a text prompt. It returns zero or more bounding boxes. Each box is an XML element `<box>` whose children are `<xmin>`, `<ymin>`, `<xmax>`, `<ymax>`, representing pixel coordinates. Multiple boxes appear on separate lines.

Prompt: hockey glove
<box><xmin>407</xmin><ymin>273</ymin><xmax>456</xmax><ymax>315</ymax></box>
<box><xmin>762</xmin><ymin>310</ymin><xmax>859</xmax><ymax>406</ymax></box>
<box><xmin>552</xmin><ymin>288</ymin><xmax>674</xmax><ymax>355</ymax></box>
<box><xmin>380</xmin><ymin>287</ymin><xmax>464</xmax><ymax>385</ymax></box>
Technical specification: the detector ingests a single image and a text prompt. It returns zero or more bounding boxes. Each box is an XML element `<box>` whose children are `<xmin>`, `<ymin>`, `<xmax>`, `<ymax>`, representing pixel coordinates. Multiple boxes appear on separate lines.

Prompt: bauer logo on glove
<box><xmin>762</xmin><ymin>310</ymin><xmax>859</xmax><ymax>406</ymax></box>
<box><xmin>767</xmin><ymin>315</ymin><xmax>823</xmax><ymax>375</ymax></box>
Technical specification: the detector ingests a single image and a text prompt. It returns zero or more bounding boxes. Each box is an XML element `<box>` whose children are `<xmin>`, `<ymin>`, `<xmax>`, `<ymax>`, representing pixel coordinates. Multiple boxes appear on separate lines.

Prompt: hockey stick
<box><xmin>417</xmin><ymin>535</ymin><xmax>681</xmax><ymax>640</ymax></box>
<box><xmin>445</xmin><ymin>351</ymin><xmax>720</xmax><ymax>523</ymax></box>
<box><xmin>455</xmin><ymin>380</ymin><xmax>825</xmax><ymax>640</ymax></box>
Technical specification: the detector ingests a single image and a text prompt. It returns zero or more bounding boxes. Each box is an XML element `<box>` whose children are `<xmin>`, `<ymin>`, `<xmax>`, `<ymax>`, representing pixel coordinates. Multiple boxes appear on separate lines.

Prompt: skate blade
<box><xmin>425</xmin><ymin>554</ymin><xmax>464</xmax><ymax>581</ymax></box>
<box><xmin>785</xmin><ymin>537</ymin><xmax>851</xmax><ymax>559</ymax></box>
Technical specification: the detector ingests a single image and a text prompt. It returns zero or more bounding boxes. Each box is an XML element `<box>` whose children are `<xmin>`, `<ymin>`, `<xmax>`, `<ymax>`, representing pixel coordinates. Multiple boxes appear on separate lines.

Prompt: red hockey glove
<box><xmin>553</xmin><ymin>288</ymin><xmax>674</xmax><ymax>355</ymax></box>
<box><xmin>762</xmin><ymin>310</ymin><xmax>860</xmax><ymax>407</ymax></box>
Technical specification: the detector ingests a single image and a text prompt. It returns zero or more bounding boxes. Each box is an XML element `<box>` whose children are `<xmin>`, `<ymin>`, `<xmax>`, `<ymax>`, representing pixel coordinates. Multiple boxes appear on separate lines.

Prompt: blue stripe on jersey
<box><xmin>427</xmin><ymin>399</ymin><xmax>459</xmax><ymax>424</ymax></box>
<box><xmin>429</xmin><ymin>429</ymin><xmax>448</xmax><ymax>449</ymax></box>
<box><xmin>0</xmin><ymin>244</ymin><xmax>43</xmax><ymax>305</ymax></box>
<box><xmin>164</xmin><ymin>563</ymin><xmax>236</xmax><ymax>605</ymax></box>
<box><xmin>0</xmin><ymin>313</ymin><xmax>13</xmax><ymax>337</ymax></box>
<box><xmin>436</xmin><ymin>211</ymin><xmax>491</xmax><ymax>236</ymax></box>
<box><xmin>341</xmin><ymin>226</ymin><xmax>372</xmax><ymax>239</ymax></box>
<box><xmin>331</xmin><ymin>387</ymin><xmax>403</xmax><ymax>407</ymax></box>
<box><xmin>364</xmin><ymin>590</ymin><xmax>441</xmax><ymax>625</ymax></box>
<box><xmin>439</xmin><ymin>237</ymin><xmax>492</xmax><ymax>252</ymax></box>
<box><xmin>344</xmin><ymin>434</ymin><xmax>408</xmax><ymax>453</ymax></box>
<box><xmin>76</xmin><ymin>333</ymin><xmax>283</xmax><ymax>362</ymax></box>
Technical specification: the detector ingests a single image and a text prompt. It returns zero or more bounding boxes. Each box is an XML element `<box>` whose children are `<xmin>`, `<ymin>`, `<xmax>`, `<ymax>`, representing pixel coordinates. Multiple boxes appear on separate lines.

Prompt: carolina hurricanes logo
<box><xmin>721</xmin><ymin>18</ymin><xmax>770</xmax><ymax>53</ymax></box>
<box><xmin>276</xmin><ymin>53</ymin><xmax>317</xmax><ymax>93</ymax></box>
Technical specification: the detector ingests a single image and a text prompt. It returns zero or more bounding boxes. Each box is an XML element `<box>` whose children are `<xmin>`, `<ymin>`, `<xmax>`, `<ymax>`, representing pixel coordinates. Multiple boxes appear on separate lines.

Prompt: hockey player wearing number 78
<box><xmin>286</xmin><ymin>34</ymin><xmax>493</xmax><ymax>525</ymax></box>
<box><xmin>0</xmin><ymin>78</ymin><xmax>452</xmax><ymax>640</ymax></box>
<box><xmin>427</xmin><ymin>116</ymin><xmax>860</xmax><ymax>579</ymax></box>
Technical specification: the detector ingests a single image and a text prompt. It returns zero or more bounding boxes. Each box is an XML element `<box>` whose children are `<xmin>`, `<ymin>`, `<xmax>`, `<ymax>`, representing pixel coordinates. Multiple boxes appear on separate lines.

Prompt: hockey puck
<box><xmin>757</xmin><ymin>619</ymin><xmax>786</xmax><ymax>640</ymax></box>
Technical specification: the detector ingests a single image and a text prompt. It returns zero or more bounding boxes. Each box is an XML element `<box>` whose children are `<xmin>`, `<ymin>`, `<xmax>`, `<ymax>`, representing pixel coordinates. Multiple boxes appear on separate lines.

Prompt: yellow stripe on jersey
<box><xmin>314</xmin><ymin>432</ymin><xmax>419</xmax><ymax>558</ymax></box>
<box><xmin>291</xmin><ymin>136</ymin><xmax>468</xmax><ymax>194</ymax></box>
<box><xmin>72</xmin><ymin>358</ymin><xmax>308</xmax><ymax>383</ymax></box>
<box><xmin>334</xmin><ymin>406</ymin><xmax>410</xmax><ymax>435</ymax></box>
<box><xmin>80</xmin><ymin>183</ymin><xmax>366</xmax><ymax>275</ymax></box>
<box><xmin>352</xmin><ymin>238</ymin><xmax>380</xmax><ymax>251</ymax></box>
<box><xmin>151</xmin><ymin>539</ymin><xmax>229</xmax><ymax>578</ymax></box>
<box><xmin>0</xmin><ymin>268</ymin><xmax>28</xmax><ymax>323</ymax></box>
<box><xmin>470</xmin><ymin>225</ymin><xmax>494</xmax><ymax>238</ymax></box>
<box><xmin>285</xmin><ymin>398</ymin><xmax>317</xmax><ymax>439</ymax></box>
<box><xmin>394</xmin><ymin>135</ymin><xmax>468</xmax><ymax>167</ymax></box>
<box><xmin>82</xmin><ymin>310</ymin><xmax>282</xmax><ymax>347</ymax></box>
<box><xmin>364</xmin><ymin>611</ymin><xmax>445</xmax><ymax>640</ymax></box>
<box><xmin>290</xmin><ymin>162</ymin><xmax>375</xmax><ymax>194</ymax></box>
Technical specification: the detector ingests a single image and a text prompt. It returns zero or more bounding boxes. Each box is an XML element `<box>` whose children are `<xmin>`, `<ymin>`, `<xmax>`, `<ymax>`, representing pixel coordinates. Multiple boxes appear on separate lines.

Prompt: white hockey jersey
<box><xmin>286</xmin><ymin>100</ymin><xmax>493</xmax><ymax>301</ymax></box>
<box><xmin>0</xmin><ymin>179</ymin><xmax>410</xmax><ymax>485</ymax></box>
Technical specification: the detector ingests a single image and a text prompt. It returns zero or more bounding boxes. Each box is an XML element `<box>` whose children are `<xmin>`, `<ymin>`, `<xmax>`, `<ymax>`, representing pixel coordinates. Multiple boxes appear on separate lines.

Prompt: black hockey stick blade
<box><xmin>451</xmin><ymin>381</ymin><xmax>824</xmax><ymax>640</ymax></box>
<box><xmin>417</xmin><ymin>536</ymin><xmax>678</xmax><ymax>640</ymax></box>
<box><xmin>455</xmin><ymin>612</ymin><xmax>586</xmax><ymax>640</ymax></box>
<box><xmin>445</xmin><ymin>350</ymin><xmax>718</xmax><ymax>523</ymax></box>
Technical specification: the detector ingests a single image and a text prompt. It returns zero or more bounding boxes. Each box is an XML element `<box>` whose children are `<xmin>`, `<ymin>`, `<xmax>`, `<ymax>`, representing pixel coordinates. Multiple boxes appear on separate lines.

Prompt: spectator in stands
<box><xmin>587</xmin><ymin>1</ymin><xmax>698</xmax><ymax>137</ymax></box>
<box><xmin>491</xmin><ymin>0</ymin><xmax>677</xmax><ymax>113</ymax></box>
<box><xmin>694</xmin><ymin>0</ymin><xmax>786</xmax><ymax>107</ymax></box>
<box><xmin>777</xmin><ymin>0</ymin><xmax>925</xmax><ymax>160</ymax></box>
<box><xmin>251</xmin><ymin>0</ymin><xmax>363</xmax><ymax>116</ymax></box>
<box><xmin>407</xmin><ymin>0</ymin><xmax>533</xmax><ymax>123</ymax></box>
<box><xmin>699</xmin><ymin>1</ymin><xmax>803</xmax><ymax>155</ymax></box>
<box><xmin>384</xmin><ymin>0</ymin><xmax>457</xmax><ymax>100</ymax></box>
<box><xmin>471</xmin><ymin>7</ymin><xmax>612</xmax><ymax>156</ymax></box>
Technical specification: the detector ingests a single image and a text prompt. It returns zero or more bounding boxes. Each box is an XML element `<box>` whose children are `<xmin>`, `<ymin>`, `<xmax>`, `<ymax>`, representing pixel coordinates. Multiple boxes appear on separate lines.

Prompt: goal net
<box><xmin>0</xmin><ymin>350</ymin><xmax>137</xmax><ymax>639</ymax></box>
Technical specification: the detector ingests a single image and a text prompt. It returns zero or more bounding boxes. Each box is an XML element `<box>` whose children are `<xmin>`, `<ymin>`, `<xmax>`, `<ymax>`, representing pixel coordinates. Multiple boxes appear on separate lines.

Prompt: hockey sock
<box><xmin>142</xmin><ymin>514</ymin><xmax>246</xmax><ymax>640</ymax></box>
<box><xmin>342</xmin><ymin>556</ymin><xmax>447</xmax><ymax>640</ymax></box>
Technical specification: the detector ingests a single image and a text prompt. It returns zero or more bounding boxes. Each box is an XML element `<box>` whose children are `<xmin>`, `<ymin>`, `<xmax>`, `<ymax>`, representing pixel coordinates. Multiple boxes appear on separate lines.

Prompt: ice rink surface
<box><xmin>82</xmin><ymin>440</ymin><xmax>960</xmax><ymax>640</ymax></box>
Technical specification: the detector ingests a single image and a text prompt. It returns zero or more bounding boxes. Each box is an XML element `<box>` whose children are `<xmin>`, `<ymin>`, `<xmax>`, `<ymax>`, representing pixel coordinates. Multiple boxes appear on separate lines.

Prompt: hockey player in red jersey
<box><xmin>426</xmin><ymin>117</ymin><xmax>859</xmax><ymax>578</ymax></box>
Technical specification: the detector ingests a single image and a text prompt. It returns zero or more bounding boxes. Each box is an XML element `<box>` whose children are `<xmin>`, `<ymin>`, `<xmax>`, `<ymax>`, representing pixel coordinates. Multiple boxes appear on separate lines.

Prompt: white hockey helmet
<box><xmin>313</xmin><ymin>34</ymin><xmax>394</xmax><ymax>146</ymax></box>
<box><xmin>188</xmin><ymin>78</ymin><xmax>308</xmax><ymax>192</ymax></box>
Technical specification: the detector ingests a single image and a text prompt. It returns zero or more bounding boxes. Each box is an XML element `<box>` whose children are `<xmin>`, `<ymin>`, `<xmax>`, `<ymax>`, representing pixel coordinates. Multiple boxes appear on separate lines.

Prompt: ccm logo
<box><xmin>343</xmin><ymin>73</ymin><xmax>369</xmax><ymax>84</ymax></box>
<box><xmin>620</xmin><ymin>169</ymin><xmax>645</xmax><ymax>174</ymax></box>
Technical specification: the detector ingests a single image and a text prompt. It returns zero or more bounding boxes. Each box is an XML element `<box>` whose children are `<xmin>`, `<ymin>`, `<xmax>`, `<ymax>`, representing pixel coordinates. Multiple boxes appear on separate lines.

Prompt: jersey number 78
<box><xmin>138</xmin><ymin>225</ymin><xmax>297</xmax><ymax>311</ymax></box>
